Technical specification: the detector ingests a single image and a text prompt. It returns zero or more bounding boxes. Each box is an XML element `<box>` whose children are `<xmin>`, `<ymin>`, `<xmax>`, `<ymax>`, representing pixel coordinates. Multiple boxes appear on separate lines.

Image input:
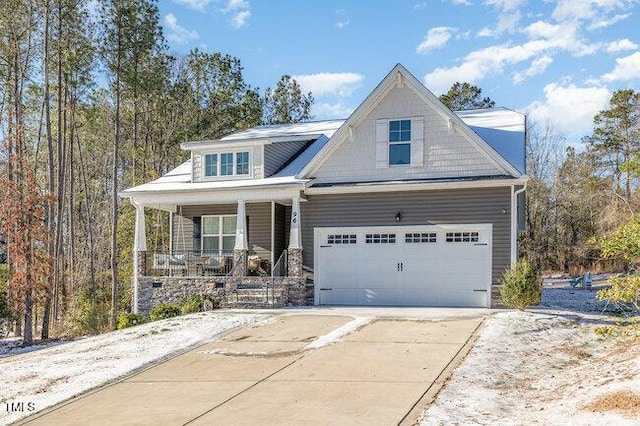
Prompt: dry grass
<box><xmin>584</xmin><ymin>390</ymin><xmax>640</xmax><ymax>417</ymax></box>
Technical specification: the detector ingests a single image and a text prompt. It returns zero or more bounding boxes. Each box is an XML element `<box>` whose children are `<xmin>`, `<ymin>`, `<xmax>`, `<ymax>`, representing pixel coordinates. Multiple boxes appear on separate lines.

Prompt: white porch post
<box><xmin>132</xmin><ymin>201</ymin><xmax>147</xmax><ymax>314</ymax></box>
<box><xmin>234</xmin><ymin>199</ymin><xmax>248</xmax><ymax>250</ymax></box>
<box><xmin>288</xmin><ymin>196</ymin><xmax>301</xmax><ymax>249</ymax></box>
<box><xmin>287</xmin><ymin>196</ymin><xmax>303</xmax><ymax>284</ymax></box>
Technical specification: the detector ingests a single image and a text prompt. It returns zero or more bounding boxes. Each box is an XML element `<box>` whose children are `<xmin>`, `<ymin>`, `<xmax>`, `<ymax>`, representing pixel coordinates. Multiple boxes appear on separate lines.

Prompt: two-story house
<box><xmin>121</xmin><ymin>64</ymin><xmax>527</xmax><ymax>313</ymax></box>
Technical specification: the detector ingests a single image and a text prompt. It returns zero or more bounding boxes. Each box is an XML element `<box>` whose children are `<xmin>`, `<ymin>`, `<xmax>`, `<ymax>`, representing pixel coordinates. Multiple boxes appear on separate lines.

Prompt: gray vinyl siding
<box><xmin>263</xmin><ymin>141</ymin><xmax>309</xmax><ymax>177</ymax></box>
<box><xmin>300</xmin><ymin>187</ymin><xmax>512</xmax><ymax>286</ymax></box>
<box><xmin>171</xmin><ymin>203</ymin><xmax>273</xmax><ymax>258</ymax></box>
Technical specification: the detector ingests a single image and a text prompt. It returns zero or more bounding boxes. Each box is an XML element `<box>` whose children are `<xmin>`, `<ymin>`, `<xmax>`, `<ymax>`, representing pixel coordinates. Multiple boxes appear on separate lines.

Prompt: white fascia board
<box><xmin>125</xmin><ymin>185</ymin><xmax>305</xmax><ymax>207</ymax></box>
<box><xmin>304</xmin><ymin>176</ymin><xmax>529</xmax><ymax>195</ymax></box>
<box><xmin>181</xmin><ymin>134</ymin><xmax>322</xmax><ymax>152</ymax></box>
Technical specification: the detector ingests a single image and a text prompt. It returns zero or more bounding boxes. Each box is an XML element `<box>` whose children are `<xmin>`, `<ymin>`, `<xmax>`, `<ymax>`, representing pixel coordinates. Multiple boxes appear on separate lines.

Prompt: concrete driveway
<box><xmin>19</xmin><ymin>309</ymin><xmax>486</xmax><ymax>425</ymax></box>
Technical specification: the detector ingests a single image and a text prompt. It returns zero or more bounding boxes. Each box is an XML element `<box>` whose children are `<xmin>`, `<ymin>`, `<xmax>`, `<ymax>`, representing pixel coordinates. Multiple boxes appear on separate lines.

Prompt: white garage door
<box><xmin>314</xmin><ymin>224</ymin><xmax>492</xmax><ymax>308</ymax></box>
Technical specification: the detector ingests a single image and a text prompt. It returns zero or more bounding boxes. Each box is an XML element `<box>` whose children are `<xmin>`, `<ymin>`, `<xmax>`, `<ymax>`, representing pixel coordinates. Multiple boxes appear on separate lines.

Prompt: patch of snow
<box><xmin>0</xmin><ymin>312</ymin><xmax>270</xmax><ymax>424</ymax></box>
<box><xmin>304</xmin><ymin>316</ymin><xmax>373</xmax><ymax>350</ymax></box>
<box><xmin>420</xmin><ymin>277</ymin><xmax>640</xmax><ymax>426</ymax></box>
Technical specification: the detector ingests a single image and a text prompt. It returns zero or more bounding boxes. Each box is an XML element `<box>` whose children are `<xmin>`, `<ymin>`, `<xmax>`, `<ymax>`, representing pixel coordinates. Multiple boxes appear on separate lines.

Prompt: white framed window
<box><xmin>202</xmin><ymin>215</ymin><xmax>236</xmax><ymax>254</ymax></box>
<box><xmin>203</xmin><ymin>151</ymin><xmax>250</xmax><ymax>177</ymax></box>
<box><xmin>376</xmin><ymin>117</ymin><xmax>424</xmax><ymax>169</ymax></box>
<box><xmin>236</xmin><ymin>152</ymin><xmax>249</xmax><ymax>175</ymax></box>
<box><xmin>204</xmin><ymin>154</ymin><xmax>218</xmax><ymax>177</ymax></box>
<box><xmin>389</xmin><ymin>119</ymin><xmax>411</xmax><ymax>166</ymax></box>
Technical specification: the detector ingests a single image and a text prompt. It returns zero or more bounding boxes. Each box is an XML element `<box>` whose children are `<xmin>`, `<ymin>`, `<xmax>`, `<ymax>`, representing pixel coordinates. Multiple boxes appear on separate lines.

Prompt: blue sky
<box><xmin>159</xmin><ymin>0</ymin><xmax>640</xmax><ymax>142</ymax></box>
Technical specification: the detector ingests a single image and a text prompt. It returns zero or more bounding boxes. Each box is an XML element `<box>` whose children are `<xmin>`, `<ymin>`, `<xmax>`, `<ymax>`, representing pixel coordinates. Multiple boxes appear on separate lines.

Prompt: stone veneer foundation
<box><xmin>134</xmin><ymin>248</ymin><xmax>309</xmax><ymax>315</ymax></box>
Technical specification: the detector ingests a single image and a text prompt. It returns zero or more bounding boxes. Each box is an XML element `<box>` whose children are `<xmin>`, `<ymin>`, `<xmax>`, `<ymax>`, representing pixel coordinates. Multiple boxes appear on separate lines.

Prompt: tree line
<box><xmin>0</xmin><ymin>0</ymin><xmax>312</xmax><ymax>345</ymax></box>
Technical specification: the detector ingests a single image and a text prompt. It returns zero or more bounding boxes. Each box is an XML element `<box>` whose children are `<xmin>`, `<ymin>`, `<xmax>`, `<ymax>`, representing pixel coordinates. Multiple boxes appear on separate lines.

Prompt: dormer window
<box><xmin>204</xmin><ymin>151</ymin><xmax>250</xmax><ymax>177</ymax></box>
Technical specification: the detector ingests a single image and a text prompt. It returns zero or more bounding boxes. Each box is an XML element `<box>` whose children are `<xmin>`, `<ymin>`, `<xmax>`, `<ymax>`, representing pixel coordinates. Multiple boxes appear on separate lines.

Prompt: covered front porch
<box><xmin>127</xmin><ymin>185</ymin><xmax>309</xmax><ymax>314</ymax></box>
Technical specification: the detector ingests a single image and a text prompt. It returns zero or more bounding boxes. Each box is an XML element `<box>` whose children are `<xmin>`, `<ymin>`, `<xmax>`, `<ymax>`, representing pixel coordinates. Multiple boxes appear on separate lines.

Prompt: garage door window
<box><xmin>445</xmin><ymin>232</ymin><xmax>479</xmax><ymax>243</ymax></box>
<box><xmin>405</xmin><ymin>233</ymin><xmax>437</xmax><ymax>243</ymax></box>
<box><xmin>365</xmin><ymin>233</ymin><xmax>396</xmax><ymax>244</ymax></box>
<box><xmin>327</xmin><ymin>234</ymin><xmax>357</xmax><ymax>244</ymax></box>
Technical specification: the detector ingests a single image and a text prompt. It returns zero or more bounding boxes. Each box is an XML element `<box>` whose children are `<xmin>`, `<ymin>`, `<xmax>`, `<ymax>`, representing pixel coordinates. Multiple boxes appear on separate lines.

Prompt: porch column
<box><xmin>132</xmin><ymin>201</ymin><xmax>147</xmax><ymax>314</ymax></box>
<box><xmin>287</xmin><ymin>197</ymin><xmax>303</xmax><ymax>278</ymax></box>
<box><xmin>234</xmin><ymin>200</ymin><xmax>248</xmax><ymax>250</ymax></box>
<box><xmin>233</xmin><ymin>200</ymin><xmax>248</xmax><ymax>282</ymax></box>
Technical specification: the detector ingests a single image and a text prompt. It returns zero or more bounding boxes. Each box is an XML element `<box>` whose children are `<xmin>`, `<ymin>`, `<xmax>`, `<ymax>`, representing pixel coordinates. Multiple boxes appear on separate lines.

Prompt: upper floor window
<box><xmin>204</xmin><ymin>151</ymin><xmax>250</xmax><ymax>177</ymax></box>
<box><xmin>389</xmin><ymin>120</ymin><xmax>411</xmax><ymax>166</ymax></box>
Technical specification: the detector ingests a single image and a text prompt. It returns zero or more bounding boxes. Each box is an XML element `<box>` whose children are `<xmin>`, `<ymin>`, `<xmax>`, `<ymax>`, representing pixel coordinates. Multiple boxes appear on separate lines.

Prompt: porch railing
<box><xmin>139</xmin><ymin>250</ymin><xmax>234</xmax><ymax>277</ymax></box>
<box><xmin>271</xmin><ymin>249</ymin><xmax>288</xmax><ymax>278</ymax></box>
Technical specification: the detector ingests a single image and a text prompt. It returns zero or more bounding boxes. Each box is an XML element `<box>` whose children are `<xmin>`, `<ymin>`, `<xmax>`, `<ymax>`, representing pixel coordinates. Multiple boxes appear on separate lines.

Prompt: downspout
<box><xmin>511</xmin><ymin>183</ymin><xmax>528</xmax><ymax>265</ymax></box>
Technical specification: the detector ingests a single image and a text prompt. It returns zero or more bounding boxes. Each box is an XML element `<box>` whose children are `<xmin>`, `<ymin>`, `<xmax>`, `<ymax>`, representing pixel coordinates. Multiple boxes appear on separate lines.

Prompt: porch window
<box><xmin>202</xmin><ymin>215</ymin><xmax>236</xmax><ymax>254</ymax></box>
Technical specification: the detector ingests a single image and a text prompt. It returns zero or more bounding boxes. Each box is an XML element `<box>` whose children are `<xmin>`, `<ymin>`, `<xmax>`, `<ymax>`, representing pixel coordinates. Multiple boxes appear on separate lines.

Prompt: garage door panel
<box><xmin>315</xmin><ymin>225</ymin><xmax>491</xmax><ymax>308</ymax></box>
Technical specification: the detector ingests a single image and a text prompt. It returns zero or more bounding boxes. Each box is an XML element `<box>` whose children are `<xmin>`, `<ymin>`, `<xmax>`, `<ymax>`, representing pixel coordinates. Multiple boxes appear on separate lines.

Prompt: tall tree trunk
<box><xmin>42</xmin><ymin>0</ymin><xmax>54</xmax><ymax>340</ymax></box>
<box><xmin>110</xmin><ymin>19</ymin><xmax>123</xmax><ymax>329</ymax></box>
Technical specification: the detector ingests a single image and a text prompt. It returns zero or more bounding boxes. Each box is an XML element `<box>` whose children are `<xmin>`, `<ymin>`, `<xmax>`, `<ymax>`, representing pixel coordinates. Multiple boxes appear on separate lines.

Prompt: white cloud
<box><xmin>477</xmin><ymin>27</ymin><xmax>495</xmax><ymax>37</ymax></box>
<box><xmin>335</xmin><ymin>19</ymin><xmax>350</xmax><ymax>30</ymax></box>
<box><xmin>606</xmin><ymin>39</ymin><xmax>638</xmax><ymax>53</ymax></box>
<box><xmin>588</xmin><ymin>13</ymin><xmax>631</xmax><ymax>29</ymax></box>
<box><xmin>220</xmin><ymin>0</ymin><xmax>251</xmax><ymax>28</ymax></box>
<box><xmin>451</xmin><ymin>0</ymin><xmax>472</xmax><ymax>5</ymax></box>
<box><xmin>526</xmin><ymin>82</ymin><xmax>610</xmax><ymax>137</ymax></box>
<box><xmin>483</xmin><ymin>0</ymin><xmax>524</xmax><ymax>34</ymax></box>
<box><xmin>424</xmin><ymin>42</ymin><xmax>545</xmax><ymax>93</ymax></box>
<box><xmin>334</xmin><ymin>9</ymin><xmax>350</xmax><ymax>30</ymax></box>
<box><xmin>230</xmin><ymin>10</ymin><xmax>251</xmax><ymax>28</ymax></box>
<box><xmin>413</xmin><ymin>2</ymin><xmax>428</xmax><ymax>10</ymax></box>
<box><xmin>513</xmin><ymin>55</ymin><xmax>553</xmax><ymax>84</ymax></box>
<box><xmin>416</xmin><ymin>27</ymin><xmax>456</xmax><ymax>54</ymax></box>
<box><xmin>172</xmin><ymin>0</ymin><xmax>211</xmax><ymax>12</ymax></box>
<box><xmin>222</xmin><ymin>0</ymin><xmax>249</xmax><ymax>11</ymax></box>
<box><xmin>313</xmin><ymin>102</ymin><xmax>355</xmax><ymax>119</ymax></box>
<box><xmin>601</xmin><ymin>52</ymin><xmax>640</xmax><ymax>83</ymax></box>
<box><xmin>293</xmin><ymin>72</ymin><xmax>364</xmax><ymax>97</ymax></box>
<box><xmin>164</xmin><ymin>13</ymin><xmax>200</xmax><ymax>44</ymax></box>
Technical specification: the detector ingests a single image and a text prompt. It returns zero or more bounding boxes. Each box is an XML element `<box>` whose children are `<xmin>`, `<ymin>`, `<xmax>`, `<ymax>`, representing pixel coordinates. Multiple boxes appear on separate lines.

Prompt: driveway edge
<box><xmin>398</xmin><ymin>315</ymin><xmax>488</xmax><ymax>425</ymax></box>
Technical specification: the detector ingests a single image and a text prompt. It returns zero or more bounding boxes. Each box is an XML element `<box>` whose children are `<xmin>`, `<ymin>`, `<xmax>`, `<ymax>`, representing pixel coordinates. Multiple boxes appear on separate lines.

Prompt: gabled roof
<box><xmin>299</xmin><ymin>63</ymin><xmax>522</xmax><ymax>179</ymax></box>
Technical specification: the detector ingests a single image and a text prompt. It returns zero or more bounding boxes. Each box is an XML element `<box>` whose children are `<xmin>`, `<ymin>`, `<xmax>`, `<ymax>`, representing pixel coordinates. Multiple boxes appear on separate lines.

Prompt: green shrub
<box><xmin>149</xmin><ymin>303</ymin><xmax>181</xmax><ymax>321</ymax></box>
<box><xmin>500</xmin><ymin>259</ymin><xmax>542</xmax><ymax>310</ymax></box>
<box><xmin>180</xmin><ymin>294</ymin><xmax>220</xmax><ymax>314</ymax></box>
<box><xmin>117</xmin><ymin>312</ymin><xmax>147</xmax><ymax>329</ymax></box>
<box><xmin>597</xmin><ymin>274</ymin><xmax>640</xmax><ymax>312</ymax></box>
<box><xmin>180</xmin><ymin>297</ymin><xmax>202</xmax><ymax>314</ymax></box>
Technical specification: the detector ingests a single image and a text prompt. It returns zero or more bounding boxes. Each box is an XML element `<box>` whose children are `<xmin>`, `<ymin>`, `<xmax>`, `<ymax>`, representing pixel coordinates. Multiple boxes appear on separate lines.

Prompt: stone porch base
<box><xmin>135</xmin><ymin>276</ymin><xmax>310</xmax><ymax>315</ymax></box>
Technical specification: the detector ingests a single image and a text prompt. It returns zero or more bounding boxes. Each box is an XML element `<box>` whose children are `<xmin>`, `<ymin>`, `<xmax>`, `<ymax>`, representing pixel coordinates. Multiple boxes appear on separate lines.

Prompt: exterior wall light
<box><xmin>395</xmin><ymin>212</ymin><xmax>402</xmax><ymax>222</ymax></box>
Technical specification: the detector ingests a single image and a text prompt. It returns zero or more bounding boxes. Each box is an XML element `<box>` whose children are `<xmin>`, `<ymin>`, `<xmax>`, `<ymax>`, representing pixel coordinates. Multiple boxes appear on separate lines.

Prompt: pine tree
<box><xmin>439</xmin><ymin>82</ymin><xmax>495</xmax><ymax>111</ymax></box>
<box><xmin>263</xmin><ymin>75</ymin><xmax>313</xmax><ymax>124</ymax></box>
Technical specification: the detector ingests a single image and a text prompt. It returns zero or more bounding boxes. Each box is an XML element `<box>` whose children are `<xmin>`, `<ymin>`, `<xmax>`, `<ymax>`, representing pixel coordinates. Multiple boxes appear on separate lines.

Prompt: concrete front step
<box><xmin>222</xmin><ymin>288</ymin><xmax>285</xmax><ymax>309</ymax></box>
